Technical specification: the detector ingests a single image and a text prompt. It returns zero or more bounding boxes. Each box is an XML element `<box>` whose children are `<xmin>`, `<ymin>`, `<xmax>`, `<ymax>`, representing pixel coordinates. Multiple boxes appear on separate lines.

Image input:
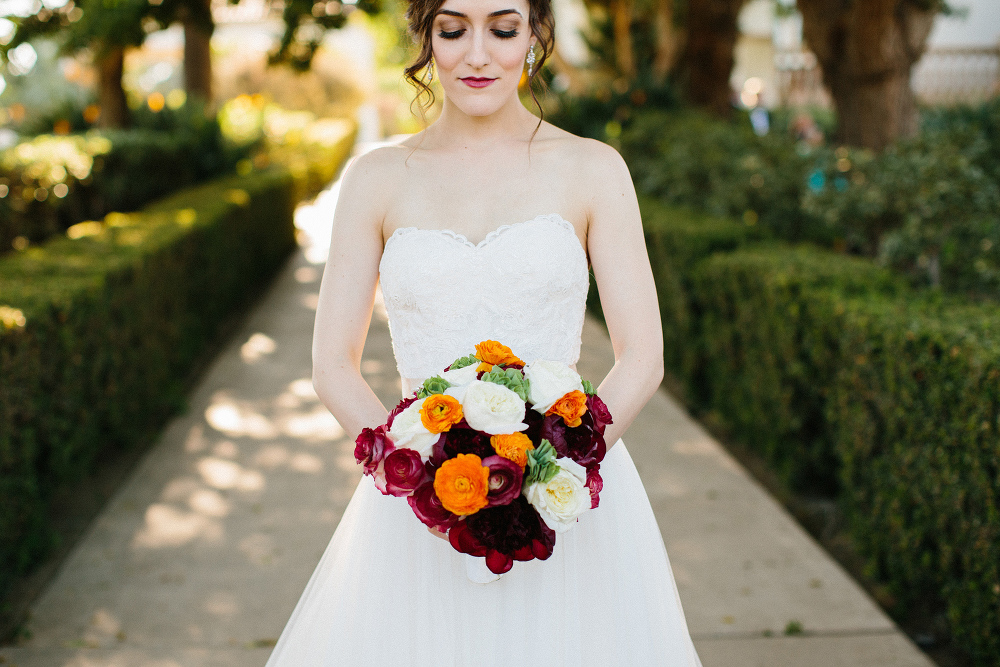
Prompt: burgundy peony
<box><xmin>461</xmin><ymin>497</ymin><xmax>556</xmax><ymax>573</ymax></box>
<box><xmin>481</xmin><ymin>455</ymin><xmax>523</xmax><ymax>507</ymax></box>
<box><xmin>383</xmin><ymin>447</ymin><xmax>428</xmax><ymax>497</ymax></box>
<box><xmin>541</xmin><ymin>414</ymin><xmax>606</xmax><ymax>468</ymax></box>
<box><xmin>586</xmin><ymin>465</ymin><xmax>603</xmax><ymax>509</ymax></box>
<box><xmin>431</xmin><ymin>427</ymin><xmax>493</xmax><ymax>466</ymax></box>
<box><xmin>354</xmin><ymin>425</ymin><xmax>393</xmax><ymax>475</ymax></box>
<box><xmin>448</xmin><ymin>520</ymin><xmax>488</xmax><ymax>558</ymax></box>
<box><xmin>586</xmin><ymin>393</ymin><xmax>613</xmax><ymax>435</ymax></box>
<box><xmin>408</xmin><ymin>481</ymin><xmax>459</xmax><ymax>533</ymax></box>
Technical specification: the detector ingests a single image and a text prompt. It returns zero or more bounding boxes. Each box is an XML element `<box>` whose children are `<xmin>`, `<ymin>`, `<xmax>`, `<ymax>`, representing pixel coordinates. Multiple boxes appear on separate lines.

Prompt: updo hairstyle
<box><xmin>402</xmin><ymin>0</ymin><xmax>555</xmax><ymax>119</ymax></box>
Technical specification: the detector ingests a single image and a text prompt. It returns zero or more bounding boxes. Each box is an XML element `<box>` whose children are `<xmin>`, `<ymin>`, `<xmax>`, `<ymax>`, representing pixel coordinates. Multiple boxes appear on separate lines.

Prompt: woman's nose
<box><xmin>464</xmin><ymin>30</ymin><xmax>491</xmax><ymax>69</ymax></box>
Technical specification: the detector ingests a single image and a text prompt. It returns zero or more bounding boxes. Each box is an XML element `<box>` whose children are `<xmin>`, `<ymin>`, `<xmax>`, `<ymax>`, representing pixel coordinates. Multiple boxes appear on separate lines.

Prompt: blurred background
<box><xmin>0</xmin><ymin>0</ymin><xmax>998</xmax><ymax>665</ymax></box>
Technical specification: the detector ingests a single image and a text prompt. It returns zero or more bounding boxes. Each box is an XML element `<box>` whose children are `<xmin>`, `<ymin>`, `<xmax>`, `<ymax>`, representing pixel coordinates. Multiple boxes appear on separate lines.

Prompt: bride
<box><xmin>265</xmin><ymin>0</ymin><xmax>702</xmax><ymax>663</ymax></box>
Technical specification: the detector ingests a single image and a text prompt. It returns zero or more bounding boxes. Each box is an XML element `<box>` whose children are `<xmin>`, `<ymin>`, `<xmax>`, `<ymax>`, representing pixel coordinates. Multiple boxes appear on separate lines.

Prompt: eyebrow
<box><xmin>436</xmin><ymin>8</ymin><xmax>523</xmax><ymax>18</ymax></box>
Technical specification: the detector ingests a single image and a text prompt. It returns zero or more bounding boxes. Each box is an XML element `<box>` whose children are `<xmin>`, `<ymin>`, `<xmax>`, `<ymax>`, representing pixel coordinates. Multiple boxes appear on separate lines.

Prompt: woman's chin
<box><xmin>445</xmin><ymin>89</ymin><xmax>518</xmax><ymax>118</ymax></box>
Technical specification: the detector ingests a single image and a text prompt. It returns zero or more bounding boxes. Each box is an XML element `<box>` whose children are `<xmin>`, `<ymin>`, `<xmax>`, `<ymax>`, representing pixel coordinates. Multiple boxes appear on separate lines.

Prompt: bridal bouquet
<box><xmin>354</xmin><ymin>340</ymin><xmax>612</xmax><ymax>575</ymax></box>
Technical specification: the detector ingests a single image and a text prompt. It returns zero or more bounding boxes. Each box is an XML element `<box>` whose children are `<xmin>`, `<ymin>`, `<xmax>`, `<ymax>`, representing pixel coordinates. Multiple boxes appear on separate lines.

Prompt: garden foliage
<box><xmin>0</xmin><ymin>119</ymin><xmax>356</xmax><ymax>603</ymax></box>
<box><xmin>0</xmin><ymin>100</ymin><xmax>254</xmax><ymax>253</ymax></box>
<box><xmin>610</xmin><ymin>99</ymin><xmax>1000</xmax><ymax>298</ymax></box>
<box><xmin>626</xmin><ymin>197</ymin><xmax>1000</xmax><ymax>664</ymax></box>
<box><xmin>0</xmin><ymin>96</ymin><xmax>355</xmax><ymax>256</ymax></box>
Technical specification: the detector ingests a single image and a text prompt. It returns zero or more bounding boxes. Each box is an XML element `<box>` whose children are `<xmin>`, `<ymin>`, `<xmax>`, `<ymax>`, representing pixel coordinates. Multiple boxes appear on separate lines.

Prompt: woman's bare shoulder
<box><xmin>535</xmin><ymin>123</ymin><xmax>632</xmax><ymax>207</ymax></box>
<box><xmin>340</xmin><ymin>143</ymin><xmax>411</xmax><ymax>189</ymax></box>
<box><xmin>335</xmin><ymin>143</ymin><xmax>414</xmax><ymax>222</ymax></box>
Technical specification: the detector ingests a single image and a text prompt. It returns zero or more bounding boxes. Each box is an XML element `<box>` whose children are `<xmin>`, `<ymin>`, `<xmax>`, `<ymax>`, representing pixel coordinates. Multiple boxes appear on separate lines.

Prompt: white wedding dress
<box><xmin>265</xmin><ymin>214</ymin><xmax>703</xmax><ymax>666</ymax></box>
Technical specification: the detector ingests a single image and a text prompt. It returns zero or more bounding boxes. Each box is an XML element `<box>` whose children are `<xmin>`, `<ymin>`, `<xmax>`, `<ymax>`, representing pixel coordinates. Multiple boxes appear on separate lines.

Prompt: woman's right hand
<box><xmin>427</xmin><ymin>527</ymin><xmax>449</xmax><ymax>542</ymax></box>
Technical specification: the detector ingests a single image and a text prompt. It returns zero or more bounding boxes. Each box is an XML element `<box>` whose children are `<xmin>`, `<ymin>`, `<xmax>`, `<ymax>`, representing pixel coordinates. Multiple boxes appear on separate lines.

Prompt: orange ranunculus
<box><xmin>490</xmin><ymin>432</ymin><xmax>535</xmax><ymax>468</ymax></box>
<box><xmin>475</xmin><ymin>340</ymin><xmax>524</xmax><ymax>372</ymax></box>
<box><xmin>545</xmin><ymin>390</ymin><xmax>588</xmax><ymax>427</ymax></box>
<box><xmin>434</xmin><ymin>453</ymin><xmax>490</xmax><ymax>516</ymax></box>
<box><xmin>420</xmin><ymin>394</ymin><xmax>464</xmax><ymax>434</ymax></box>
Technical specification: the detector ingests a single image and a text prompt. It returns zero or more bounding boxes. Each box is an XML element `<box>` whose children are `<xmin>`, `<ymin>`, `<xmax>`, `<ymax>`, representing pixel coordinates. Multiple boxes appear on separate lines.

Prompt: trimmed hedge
<box><xmin>631</xmin><ymin>197</ymin><xmax>1000</xmax><ymax>663</ymax></box>
<box><xmin>0</xmin><ymin>169</ymin><xmax>295</xmax><ymax>595</ymax></box>
<box><xmin>0</xmin><ymin>119</ymin><xmax>356</xmax><ymax>602</ymax></box>
<box><xmin>634</xmin><ymin>198</ymin><xmax>765</xmax><ymax>397</ymax></box>
<box><xmin>830</xmin><ymin>296</ymin><xmax>1000</xmax><ymax>660</ymax></box>
<box><xmin>689</xmin><ymin>245</ymin><xmax>904</xmax><ymax>494</ymax></box>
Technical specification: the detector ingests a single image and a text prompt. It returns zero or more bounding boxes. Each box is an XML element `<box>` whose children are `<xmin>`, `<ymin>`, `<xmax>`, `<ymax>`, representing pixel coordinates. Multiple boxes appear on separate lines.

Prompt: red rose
<box><xmin>586</xmin><ymin>465</ymin><xmax>603</xmax><ymax>509</ymax></box>
<box><xmin>354</xmin><ymin>425</ymin><xmax>393</xmax><ymax>475</ymax></box>
<box><xmin>481</xmin><ymin>455</ymin><xmax>523</xmax><ymax>507</ymax></box>
<box><xmin>383</xmin><ymin>448</ymin><xmax>428</xmax><ymax>497</ymax></box>
<box><xmin>407</xmin><ymin>480</ymin><xmax>459</xmax><ymax>533</ymax></box>
<box><xmin>586</xmin><ymin>393</ymin><xmax>613</xmax><ymax>434</ymax></box>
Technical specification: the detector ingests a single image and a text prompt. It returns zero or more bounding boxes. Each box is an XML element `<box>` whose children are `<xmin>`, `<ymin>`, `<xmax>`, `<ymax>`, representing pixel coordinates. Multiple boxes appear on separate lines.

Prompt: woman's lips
<box><xmin>461</xmin><ymin>77</ymin><xmax>496</xmax><ymax>89</ymax></box>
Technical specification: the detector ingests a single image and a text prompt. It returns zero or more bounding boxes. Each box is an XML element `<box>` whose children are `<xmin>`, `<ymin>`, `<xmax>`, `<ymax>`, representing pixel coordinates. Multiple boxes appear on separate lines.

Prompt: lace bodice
<box><xmin>378</xmin><ymin>214</ymin><xmax>589</xmax><ymax>387</ymax></box>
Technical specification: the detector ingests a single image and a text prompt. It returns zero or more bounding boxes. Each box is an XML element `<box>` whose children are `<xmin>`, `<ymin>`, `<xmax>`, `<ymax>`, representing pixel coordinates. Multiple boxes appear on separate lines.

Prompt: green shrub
<box><xmin>0</xmin><ymin>168</ymin><xmax>295</xmax><ymax>597</ymax></box>
<box><xmin>635</xmin><ymin>198</ymin><xmax>764</xmax><ymax>398</ymax></box>
<box><xmin>619</xmin><ymin>109</ymin><xmax>825</xmax><ymax>245</ymax></box>
<box><xmin>0</xmin><ymin>102</ymin><xmax>251</xmax><ymax>254</ymax></box>
<box><xmin>802</xmin><ymin>134</ymin><xmax>1000</xmax><ymax>290</ymax></box>
<box><xmin>829</xmin><ymin>294</ymin><xmax>1000</xmax><ymax>662</ymax></box>
<box><xmin>0</xmin><ymin>133</ymin><xmax>112</xmax><ymax>252</ymax></box>
<box><xmin>546</xmin><ymin>72</ymin><xmax>681</xmax><ymax>143</ymax></box>
<box><xmin>0</xmin><ymin>116</ymin><xmax>355</xmax><ymax>602</ymax></box>
<box><xmin>688</xmin><ymin>245</ymin><xmax>903</xmax><ymax>493</ymax></box>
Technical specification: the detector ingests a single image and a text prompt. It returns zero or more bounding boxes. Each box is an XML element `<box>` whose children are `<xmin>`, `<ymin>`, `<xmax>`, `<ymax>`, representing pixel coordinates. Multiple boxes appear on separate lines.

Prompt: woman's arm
<box><xmin>582</xmin><ymin>141</ymin><xmax>664</xmax><ymax>448</ymax></box>
<box><xmin>312</xmin><ymin>149</ymin><xmax>395</xmax><ymax>438</ymax></box>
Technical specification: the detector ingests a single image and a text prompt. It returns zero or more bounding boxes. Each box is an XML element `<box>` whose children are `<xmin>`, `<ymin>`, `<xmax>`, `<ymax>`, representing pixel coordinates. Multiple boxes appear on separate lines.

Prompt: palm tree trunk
<box><xmin>97</xmin><ymin>46</ymin><xmax>129</xmax><ymax>129</ymax></box>
<box><xmin>610</xmin><ymin>0</ymin><xmax>635</xmax><ymax>79</ymax></box>
<box><xmin>684</xmin><ymin>0</ymin><xmax>746</xmax><ymax>115</ymax></box>
<box><xmin>182</xmin><ymin>0</ymin><xmax>214</xmax><ymax>104</ymax></box>
<box><xmin>797</xmin><ymin>0</ymin><xmax>935</xmax><ymax>150</ymax></box>
<box><xmin>652</xmin><ymin>0</ymin><xmax>680</xmax><ymax>83</ymax></box>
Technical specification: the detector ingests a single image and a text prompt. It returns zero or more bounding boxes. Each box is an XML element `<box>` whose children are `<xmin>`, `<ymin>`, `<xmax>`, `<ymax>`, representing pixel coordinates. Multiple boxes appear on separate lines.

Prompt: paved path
<box><xmin>0</xmin><ymin>144</ymin><xmax>935</xmax><ymax>667</ymax></box>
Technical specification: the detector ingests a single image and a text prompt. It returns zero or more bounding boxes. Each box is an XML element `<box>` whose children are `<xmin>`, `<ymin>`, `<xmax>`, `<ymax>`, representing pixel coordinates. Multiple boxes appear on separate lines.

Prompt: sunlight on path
<box><xmin>0</xmin><ymin>141</ymin><xmax>403</xmax><ymax>667</ymax></box>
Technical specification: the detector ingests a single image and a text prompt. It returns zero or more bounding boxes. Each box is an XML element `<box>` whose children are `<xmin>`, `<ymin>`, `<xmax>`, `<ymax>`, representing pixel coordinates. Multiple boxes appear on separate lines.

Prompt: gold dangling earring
<box><xmin>526</xmin><ymin>46</ymin><xmax>536</xmax><ymax>77</ymax></box>
<box><xmin>426</xmin><ymin>58</ymin><xmax>435</xmax><ymax>84</ymax></box>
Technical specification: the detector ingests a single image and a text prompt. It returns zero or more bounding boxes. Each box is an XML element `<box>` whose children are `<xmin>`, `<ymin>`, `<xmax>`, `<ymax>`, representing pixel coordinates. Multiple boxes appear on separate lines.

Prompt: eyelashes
<box><xmin>436</xmin><ymin>29</ymin><xmax>520</xmax><ymax>40</ymax></box>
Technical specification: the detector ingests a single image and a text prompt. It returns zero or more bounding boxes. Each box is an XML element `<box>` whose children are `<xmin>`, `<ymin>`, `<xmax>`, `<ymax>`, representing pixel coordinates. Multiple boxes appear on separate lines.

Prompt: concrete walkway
<box><xmin>0</xmin><ymin>145</ymin><xmax>935</xmax><ymax>667</ymax></box>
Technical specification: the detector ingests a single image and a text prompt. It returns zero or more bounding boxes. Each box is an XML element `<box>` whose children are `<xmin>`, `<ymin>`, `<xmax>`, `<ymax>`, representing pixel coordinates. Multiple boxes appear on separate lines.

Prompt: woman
<box><xmin>265</xmin><ymin>0</ymin><xmax>703</xmax><ymax>663</ymax></box>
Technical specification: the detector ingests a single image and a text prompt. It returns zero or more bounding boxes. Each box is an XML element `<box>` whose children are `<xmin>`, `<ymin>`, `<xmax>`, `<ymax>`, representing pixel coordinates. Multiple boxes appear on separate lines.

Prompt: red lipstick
<box><xmin>461</xmin><ymin>77</ymin><xmax>496</xmax><ymax>89</ymax></box>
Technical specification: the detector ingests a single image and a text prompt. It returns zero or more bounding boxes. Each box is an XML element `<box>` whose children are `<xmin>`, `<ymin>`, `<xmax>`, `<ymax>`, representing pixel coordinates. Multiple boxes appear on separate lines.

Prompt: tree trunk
<box><xmin>684</xmin><ymin>0</ymin><xmax>746</xmax><ymax>115</ymax></box>
<box><xmin>610</xmin><ymin>0</ymin><xmax>635</xmax><ymax>79</ymax></box>
<box><xmin>97</xmin><ymin>46</ymin><xmax>129</xmax><ymax>129</ymax></box>
<box><xmin>652</xmin><ymin>0</ymin><xmax>681</xmax><ymax>83</ymax></box>
<box><xmin>797</xmin><ymin>0</ymin><xmax>936</xmax><ymax>150</ymax></box>
<box><xmin>183</xmin><ymin>0</ymin><xmax>214</xmax><ymax>104</ymax></box>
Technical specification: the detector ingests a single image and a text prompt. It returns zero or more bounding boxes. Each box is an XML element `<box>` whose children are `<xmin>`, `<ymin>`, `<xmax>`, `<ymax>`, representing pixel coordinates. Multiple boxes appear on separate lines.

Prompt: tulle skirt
<box><xmin>265</xmin><ymin>439</ymin><xmax>703</xmax><ymax>666</ymax></box>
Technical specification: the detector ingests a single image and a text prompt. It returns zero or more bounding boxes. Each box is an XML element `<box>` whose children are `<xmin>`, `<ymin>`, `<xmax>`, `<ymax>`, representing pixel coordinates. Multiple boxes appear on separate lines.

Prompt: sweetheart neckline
<box><xmin>384</xmin><ymin>213</ymin><xmax>582</xmax><ymax>252</ymax></box>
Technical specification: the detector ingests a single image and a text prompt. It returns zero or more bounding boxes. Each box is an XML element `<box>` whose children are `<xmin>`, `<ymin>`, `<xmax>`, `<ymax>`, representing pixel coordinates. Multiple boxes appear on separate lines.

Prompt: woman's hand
<box><xmin>427</xmin><ymin>527</ymin><xmax>449</xmax><ymax>542</ymax></box>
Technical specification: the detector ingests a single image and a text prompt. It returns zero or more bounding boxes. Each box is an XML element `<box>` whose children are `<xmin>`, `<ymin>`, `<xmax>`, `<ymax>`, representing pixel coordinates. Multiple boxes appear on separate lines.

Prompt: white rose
<box><xmin>387</xmin><ymin>398</ymin><xmax>440</xmax><ymax>458</ymax></box>
<box><xmin>460</xmin><ymin>380</ymin><xmax>527</xmax><ymax>435</ymax></box>
<box><xmin>524</xmin><ymin>359</ymin><xmax>584</xmax><ymax>414</ymax></box>
<box><xmin>441</xmin><ymin>363</ymin><xmax>480</xmax><ymax>387</ymax></box>
<box><xmin>523</xmin><ymin>457</ymin><xmax>591</xmax><ymax>533</ymax></box>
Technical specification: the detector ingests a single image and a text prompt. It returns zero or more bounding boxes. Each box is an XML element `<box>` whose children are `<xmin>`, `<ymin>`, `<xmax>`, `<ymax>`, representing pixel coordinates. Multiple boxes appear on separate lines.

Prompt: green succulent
<box><xmin>416</xmin><ymin>375</ymin><xmax>451</xmax><ymax>398</ymax></box>
<box><xmin>480</xmin><ymin>367</ymin><xmax>530</xmax><ymax>401</ymax></box>
<box><xmin>449</xmin><ymin>354</ymin><xmax>479</xmax><ymax>370</ymax></box>
<box><xmin>524</xmin><ymin>439</ymin><xmax>560</xmax><ymax>485</ymax></box>
<box><xmin>582</xmin><ymin>379</ymin><xmax>596</xmax><ymax>396</ymax></box>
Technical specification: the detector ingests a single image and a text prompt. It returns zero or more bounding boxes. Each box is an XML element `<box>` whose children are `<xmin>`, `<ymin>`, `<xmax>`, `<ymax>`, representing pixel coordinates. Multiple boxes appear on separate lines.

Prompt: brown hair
<box><xmin>403</xmin><ymin>0</ymin><xmax>555</xmax><ymax>128</ymax></box>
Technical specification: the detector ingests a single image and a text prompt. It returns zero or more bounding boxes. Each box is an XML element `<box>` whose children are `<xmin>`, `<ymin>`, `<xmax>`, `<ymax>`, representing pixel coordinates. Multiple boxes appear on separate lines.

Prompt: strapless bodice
<box><xmin>378</xmin><ymin>214</ymin><xmax>589</xmax><ymax>388</ymax></box>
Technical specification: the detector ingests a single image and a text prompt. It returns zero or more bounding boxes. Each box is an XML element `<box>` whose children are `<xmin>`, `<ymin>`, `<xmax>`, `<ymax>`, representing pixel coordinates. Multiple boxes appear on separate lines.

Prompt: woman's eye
<box><xmin>492</xmin><ymin>29</ymin><xmax>518</xmax><ymax>39</ymax></box>
<box><xmin>438</xmin><ymin>29</ymin><xmax>465</xmax><ymax>39</ymax></box>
